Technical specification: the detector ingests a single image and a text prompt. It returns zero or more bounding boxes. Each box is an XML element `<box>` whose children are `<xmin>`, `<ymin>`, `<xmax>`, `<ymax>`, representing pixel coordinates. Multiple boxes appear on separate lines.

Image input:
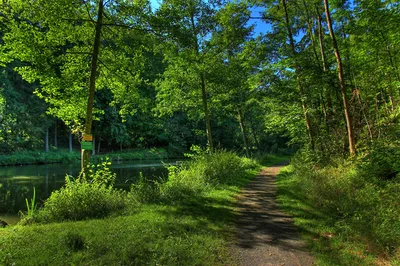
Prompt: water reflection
<box><xmin>0</xmin><ymin>160</ymin><xmax>174</xmax><ymax>223</ymax></box>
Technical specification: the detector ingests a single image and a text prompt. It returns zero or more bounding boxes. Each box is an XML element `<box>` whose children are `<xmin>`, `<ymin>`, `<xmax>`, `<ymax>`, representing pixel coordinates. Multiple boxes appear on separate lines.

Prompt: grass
<box><xmin>0</xmin><ymin>151</ymin><xmax>291</xmax><ymax>266</ymax></box>
<box><xmin>276</xmin><ymin>165</ymin><xmax>400</xmax><ymax>265</ymax></box>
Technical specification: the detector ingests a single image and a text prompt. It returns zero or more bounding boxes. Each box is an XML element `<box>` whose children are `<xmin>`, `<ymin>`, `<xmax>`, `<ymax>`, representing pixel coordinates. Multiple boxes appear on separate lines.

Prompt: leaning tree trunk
<box><xmin>82</xmin><ymin>0</ymin><xmax>104</xmax><ymax>174</ymax></box>
<box><xmin>282</xmin><ymin>0</ymin><xmax>314</xmax><ymax>150</ymax></box>
<box><xmin>324</xmin><ymin>0</ymin><xmax>356</xmax><ymax>156</ymax></box>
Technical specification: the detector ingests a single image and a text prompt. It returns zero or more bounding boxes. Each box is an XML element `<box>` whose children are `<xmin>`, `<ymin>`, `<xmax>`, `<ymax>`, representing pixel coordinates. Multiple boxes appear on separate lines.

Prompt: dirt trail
<box><xmin>231</xmin><ymin>165</ymin><xmax>315</xmax><ymax>266</ymax></box>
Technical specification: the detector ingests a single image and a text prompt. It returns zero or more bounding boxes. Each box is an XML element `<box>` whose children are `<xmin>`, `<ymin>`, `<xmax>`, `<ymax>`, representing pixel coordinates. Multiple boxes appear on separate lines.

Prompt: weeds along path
<box><xmin>231</xmin><ymin>164</ymin><xmax>315</xmax><ymax>266</ymax></box>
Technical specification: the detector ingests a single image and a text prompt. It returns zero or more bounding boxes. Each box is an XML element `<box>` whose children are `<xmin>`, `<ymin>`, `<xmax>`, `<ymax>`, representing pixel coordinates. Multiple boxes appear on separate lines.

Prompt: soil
<box><xmin>230</xmin><ymin>164</ymin><xmax>315</xmax><ymax>266</ymax></box>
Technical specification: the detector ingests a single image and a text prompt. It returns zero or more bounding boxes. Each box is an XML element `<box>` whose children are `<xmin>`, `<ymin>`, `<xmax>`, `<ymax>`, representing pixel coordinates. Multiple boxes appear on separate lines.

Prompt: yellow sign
<box><xmin>82</xmin><ymin>134</ymin><xmax>93</xmax><ymax>141</ymax></box>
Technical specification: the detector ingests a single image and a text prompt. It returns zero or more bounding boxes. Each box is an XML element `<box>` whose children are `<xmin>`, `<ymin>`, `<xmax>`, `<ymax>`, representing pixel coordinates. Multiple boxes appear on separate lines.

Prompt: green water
<box><xmin>0</xmin><ymin>160</ymin><xmax>174</xmax><ymax>224</ymax></box>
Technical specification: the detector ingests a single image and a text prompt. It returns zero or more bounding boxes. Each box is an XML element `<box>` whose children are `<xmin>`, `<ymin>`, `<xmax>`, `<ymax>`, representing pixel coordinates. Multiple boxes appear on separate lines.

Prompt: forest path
<box><xmin>230</xmin><ymin>164</ymin><xmax>315</xmax><ymax>266</ymax></box>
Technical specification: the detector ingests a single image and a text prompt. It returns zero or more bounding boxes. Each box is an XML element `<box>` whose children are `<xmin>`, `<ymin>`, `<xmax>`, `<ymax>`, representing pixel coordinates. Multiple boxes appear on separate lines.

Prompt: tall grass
<box><xmin>128</xmin><ymin>150</ymin><xmax>261</xmax><ymax>205</ymax></box>
<box><xmin>0</xmin><ymin>150</ymin><xmax>264</xmax><ymax>266</ymax></box>
<box><xmin>278</xmin><ymin>150</ymin><xmax>400</xmax><ymax>264</ymax></box>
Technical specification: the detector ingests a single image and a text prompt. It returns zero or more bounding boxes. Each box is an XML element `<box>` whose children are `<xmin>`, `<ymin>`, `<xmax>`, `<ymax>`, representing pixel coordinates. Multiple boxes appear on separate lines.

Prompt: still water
<box><xmin>0</xmin><ymin>160</ymin><xmax>175</xmax><ymax>224</ymax></box>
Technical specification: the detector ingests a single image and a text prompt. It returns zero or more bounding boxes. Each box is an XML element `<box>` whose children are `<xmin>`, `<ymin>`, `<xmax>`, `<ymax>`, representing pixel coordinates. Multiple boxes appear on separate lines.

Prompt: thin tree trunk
<box><xmin>237</xmin><ymin>108</ymin><xmax>250</xmax><ymax>157</ymax></box>
<box><xmin>82</xmin><ymin>0</ymin><xmax>103</xmax><ymax>174</ymax></box>
<box><xmin>301</xmin><ymin>0</ymin><xmax>321</xmax><ymax>70</ymax></box>
<box><xmin>54</xmin><ymin>120</ymin><xmax>57</xmax><ymax>148</ymax></box>
<box><xmin>92</xmin><ymin>136</ymin><xmax>95</xmax><ymax>156</ymax></box>
<box><xmin>69</xmin><ymin>132</ymin><xmax>73</xmax><ymax>152</ymax></box>
<box><xmin>190</xmin><ymin>11</ymin><xmax>214</xmax><ymax>153</ymax></box>
<box><xmin>282</xmin><ymin>0</ymin><xmax>314</xmax><ymax>150</ymax></box>
<box><xmin>324</xmin><ymin>0</ymin><xmax>356</xmax><ymax>156</ymax></box>
<box><xmin>97</xmin><ymin>138</ymin><xmax>101</xmax><ymax>154</ymax></box>
<box><xmin>316</xmin><ymin>10</ymin><xmax>327</xmax><ymax>72</ymax></box>
<box><xmin>201</xmin><ymin>73</ymin><xmax>214</xmax><ymax>152</ymax></box>
<box><xmin>45</xmin><ymin>128</ymin><xmax>49</xmax><ymax>152</ymax></box>
<box><xmin>248</xmin><ymin>116</ymin><xmax>260</xmax><ymax>150</ymax></box>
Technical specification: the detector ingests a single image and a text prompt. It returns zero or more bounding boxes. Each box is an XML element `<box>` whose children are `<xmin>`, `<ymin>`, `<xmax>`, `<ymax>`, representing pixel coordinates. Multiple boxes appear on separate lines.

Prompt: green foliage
<box><xmin>28</xmin><ymin>161</ymin><xmax>125</xmax><ymax>223</ymax></box>
<box><xmin>63</xmin><ymin>231</ymin><xmax>85</xmax><ymax>251</ymax></box>
<box><xmin>24</xmin><ymin>187</ymin><xmax>37</xmax><ymax>219</ymax></box>
<box><xmin>0</xmin><ymin>151</ymin><xmax>278</xmax><ymax>266</ymax></box>
<box><xmin>129</xmin><ymin>150</ymin><xmax>261</xmax><ymax>204</ymax></box>
<box><xmin>94</xmin><ymin>148</ymin><xmax>168</xmax><ymax>162</ymax></box>
<box><xmin>282</xmin><ymin>151</ymin><xmax>400</xmax><ymax>262</ymax></box>
<box><xmin>357</xmin><ymin>142</ymin><xmax>400</xmax><ymax>180</ymax></box>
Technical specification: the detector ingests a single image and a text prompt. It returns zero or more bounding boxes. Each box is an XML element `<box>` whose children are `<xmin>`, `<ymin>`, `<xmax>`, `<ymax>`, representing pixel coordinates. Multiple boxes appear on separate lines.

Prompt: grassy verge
<box><xmin>0</xmin><ymin>150</ymin><xmax>80</xmax><ymax>166</ymax></box>
<box><xmin>276</xmin><ymin>165</ymin><xmax>400</xmax><ymax>265</ymax></box>
<box><xmin>1</xmin><ymin>151</ymin><xmax>289</xmax><ymax>265</ymax></box>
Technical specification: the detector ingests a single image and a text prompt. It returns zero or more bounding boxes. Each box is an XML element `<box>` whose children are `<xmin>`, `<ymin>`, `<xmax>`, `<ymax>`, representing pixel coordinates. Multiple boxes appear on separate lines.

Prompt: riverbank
<box><xmin>0</xmin><ymin>153</ymin><xmax>287</xmax><ymax>265</ymax></box>
<box><xmin>0</xmin><ymin>148</ymin><xmax>169</xmax><ymax>166</ymax></box>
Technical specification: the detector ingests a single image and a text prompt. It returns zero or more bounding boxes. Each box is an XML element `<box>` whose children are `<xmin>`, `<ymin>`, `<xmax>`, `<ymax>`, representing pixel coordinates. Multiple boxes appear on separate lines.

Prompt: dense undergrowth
<box><xmin>0</xmin><ymin>150</ymin><xmax>273</xmax><ymax>265</ymax></box>
<box><xmin>95</xmin><ymin>148</ymin><xmax>169</xmax><ymax>162</ymax></box>
<box><xmin>0</xmin><ymin>148</ymin><xmax>169</xmax><ymax>166</ymax></box>
<box><xmin>0</xmin><ymin>150</ymin><xmax>80</xmax><ymax>166</ymax></box>
<box><xmin>277</xmin><ymin>148</ymin><xmax>400</xmax><ymax>265</ymax></box>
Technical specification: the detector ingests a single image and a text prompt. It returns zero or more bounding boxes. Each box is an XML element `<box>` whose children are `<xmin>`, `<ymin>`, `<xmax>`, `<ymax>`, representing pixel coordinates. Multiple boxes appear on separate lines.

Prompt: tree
<box><xmin>154</xmin><ymin>0</ymin><xmax>221</xmax><ymax>152</ymax></box>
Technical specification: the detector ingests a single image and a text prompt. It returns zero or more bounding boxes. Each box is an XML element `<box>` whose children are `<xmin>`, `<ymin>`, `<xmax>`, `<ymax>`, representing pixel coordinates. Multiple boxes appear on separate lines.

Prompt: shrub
<box><xmin>128</xmin><ymin>149</ymin><xmax>260</xmax><ymax>204</ymax></box>
<box><xmin>291</xmin><ymin>149</ymin><xmax>400</xmax><ymax>253</ymax></box>
<box><xmin>25</xmin><ymin>160</ymin><xmax>126</xmax><ymax>223</ymax></box>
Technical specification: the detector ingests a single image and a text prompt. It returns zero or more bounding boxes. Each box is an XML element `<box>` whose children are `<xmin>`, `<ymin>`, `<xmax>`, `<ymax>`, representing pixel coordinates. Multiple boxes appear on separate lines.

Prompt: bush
<box><xmin>0</xmin><ymin>150</ymin><xmax>80</xmax><ymax>166</ymax></box>
<box><xmin>24</xmin><ymin>160</ymin><xmax>126</xmax><ymax>223</ymax></box>
<box><xmin>291</xmin><ymin>150</ymin><xmax>400</xmax><ymax>253</ymax></box>
<box><xmin>129</xmin><ymin>149</ymin><xmax>260</xmax><ymax>204</ymax></box>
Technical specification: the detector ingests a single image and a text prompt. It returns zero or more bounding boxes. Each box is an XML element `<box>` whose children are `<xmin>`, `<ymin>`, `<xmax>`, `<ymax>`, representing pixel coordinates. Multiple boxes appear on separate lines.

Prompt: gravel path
<box><xmin>231</xmin><ymin>165</ymin><xmax>315</xmax><ymax>266</ymax></box>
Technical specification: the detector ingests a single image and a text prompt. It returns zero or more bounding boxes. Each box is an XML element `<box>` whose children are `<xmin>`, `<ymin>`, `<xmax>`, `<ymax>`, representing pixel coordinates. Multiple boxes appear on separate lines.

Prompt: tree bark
<box><xmin>189</xmin><ymin>10</ymin><xmax>214</xmax><ymax>153</ymax></box>
<box><xmin>82</xmin><ymin>0</ymin><xmax>103</xmax><ymax>174</ymax></box>
<box><xmin>45</xmin><ymin>128</ymin><xmax>49</xmax><ymax>152</ymax></box>
<box><xmin>237</xmin><ymin>108</ymin><xmax>250</xmax><ymax>157</ymax></box>
<box><xmin>282</xmin><ymin>0</ymin><xmax>314</xmax><ymax>150</ymax></box>
<box><xmin>97</xmin><ymin>138</ymin><xmax>101</xmax><ymax>154</ymax></box>
<box><xmin>316</xmin><ymin>10</ymin><xmax>327</xmax><ymax>72</ymax></box>
<box><xmin>324</xmin><ymin>0</ymin><xmax>356</xmax><ymax>156</ymax></box>
<box><xmin>92</xmin><ymin>136</ymin><xmax>95</xmax><ymax>156</ymax></box>
<box><xmin>201</xmin><ymin>73</ymin><xmax>214</xmax><ymax>152</ymax></box>
<box><xmin>54</xmin><ymin>120</ymin><xmax>57</xmax><ymax>148</ymax></box>
<box><xmin>69</xmin><ymin>131</ymin><xmax>73</xmax><ymax>152</ymax></box>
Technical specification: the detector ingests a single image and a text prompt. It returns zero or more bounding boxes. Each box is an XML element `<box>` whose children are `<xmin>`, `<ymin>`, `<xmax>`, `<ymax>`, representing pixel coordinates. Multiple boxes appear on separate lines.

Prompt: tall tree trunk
<box><xmin>201</xmin><ymin>73</ymin><xmax>214</xmax><ymax>152</ymax></box>
<box><xmin>190</xmin><ymin>11</ymin><xmax>214</xmax><ymax>153</ymax></box>
<box><xmin>282</xmin><ymin>0</ymin><xmax>314</xmax><ymax>150</ymax></box>
<box><xmin>45</xmin><ymin>128</ymin><xmax>49</xmax><ymax>152</ymax></box>
<box><xmin>54</xmin><ymin>120</ymin><xmax>57</xmax><ymax>148</ymax></box>
<box><xmin>324</xmin><ymin>0</ymin><xmax>356</xmax><ymax>156</ymax></box>
<box><xmin>316</xmin><ymin>10</ymin><xmax>327</xmax><ymax>72</ymax></box>
<box><xmin>237</xmin><ymin>108</ymin><xmax>250</xmax><ymax>157</ymax></box>
<box><xmin>82</xmin><ymin>0</ymin><xmax>103</xmax><ymax>174</ymax></box>
<box><xmin>69</xmin><ymin>131</ymin><xmax>73</xmax><ymax>152</ymax></box>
